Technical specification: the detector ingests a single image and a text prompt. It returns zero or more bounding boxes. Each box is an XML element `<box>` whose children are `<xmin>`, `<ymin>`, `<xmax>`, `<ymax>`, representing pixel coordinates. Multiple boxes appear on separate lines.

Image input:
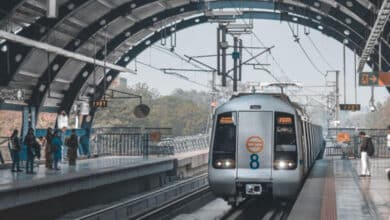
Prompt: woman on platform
<box><xmin>45</xmin><ymin>127</ymin><xmax>53</xmax><ymax>169</ymax></box>
<box><xmin>51</xmin><ymin>131</ymin><xmax>62</xmax><ymax>170</ymax></box>
<box><xmin>66</xmin><ymin>129</ymin><xmax>78</xmax><ymax>166</ymax></box>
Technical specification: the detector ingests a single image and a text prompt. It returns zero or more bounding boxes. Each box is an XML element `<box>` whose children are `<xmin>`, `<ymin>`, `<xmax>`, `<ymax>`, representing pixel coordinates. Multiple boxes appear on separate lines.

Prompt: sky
<box><xmin>120</xmin><ymin>20</ymin><xmax>389</xmax><ymax>109</ymax></box>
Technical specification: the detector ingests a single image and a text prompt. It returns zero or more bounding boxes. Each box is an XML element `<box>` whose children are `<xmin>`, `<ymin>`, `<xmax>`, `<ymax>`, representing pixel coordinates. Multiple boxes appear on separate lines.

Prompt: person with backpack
<box><xmin>24</xmin><ymin>128</ymin><xmax>36</xmax><ymax>174</ymax></box>
<box><xmin>9</xmin><ymin>129</ymin><xmax>22</xmax><ymax>172</ymax></box>
<box><xmin>359</xmin><ymin>131</ymin><xmax>373</xmax><ymax>177</ymax></box>
<box><xmin>66</xmin><ymin>129</ymin><xmax>78</xmax><ymax>166</ymax></box>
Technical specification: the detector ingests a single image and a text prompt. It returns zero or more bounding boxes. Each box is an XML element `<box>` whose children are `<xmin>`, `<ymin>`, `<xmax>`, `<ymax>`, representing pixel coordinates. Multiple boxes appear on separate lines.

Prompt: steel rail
<box><xmin>75</xmin><ymin>173</ymin><xmax>208</xmax><ymax>220</ymax></box>
<box><xmin>135</xmin><ymin>185</ymin><xmax>211</xmax><ymax>220</ymax></box>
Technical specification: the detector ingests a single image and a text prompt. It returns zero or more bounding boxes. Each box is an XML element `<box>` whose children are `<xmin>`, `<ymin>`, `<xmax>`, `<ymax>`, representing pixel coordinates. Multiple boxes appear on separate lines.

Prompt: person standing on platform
<box><xmin>45</xmin><ymin>127</ymin><xmax>53</xmax><ymax>169</ymax></box>
<box><xmin>359</xmin><ymin>131</ymin><xmax>371</xmax><ymax>177</ymax></box>
<box><xmin>51</xmin><ymin>131</ymin><xmax>62</xmax><ymax>170</ymax></box>
<box><xmin>57</xmin><ymin>110</ymin><xmax>68</xmax><ymax>163</ymax></box>
<box><xmin>386</xmin><ymin>126</ymin><xmax>390</xmax><ymax>181</ymax></box>
<box><xmin>66</xmin><ymin>129</ymin><xmax>78</xmax><ymax>166</ymax></box>
<box><xmin>387</xmin><ymin>125</ymin><xmax>390</xmax><ymax>152</ymax></box>
<box><xmin>9</xmin><ymin>129</ymin><xmax>22</xmax><ymax>172</ymax></box>
<box><xmin>79</xmin><ymin>129</ymin><xmax>91</xmax><ymax>158</ymax></box>
<box><xmin>24</xmin><ymin>128</ymin><xmax>36</xmax><ymax>174</ymax></box>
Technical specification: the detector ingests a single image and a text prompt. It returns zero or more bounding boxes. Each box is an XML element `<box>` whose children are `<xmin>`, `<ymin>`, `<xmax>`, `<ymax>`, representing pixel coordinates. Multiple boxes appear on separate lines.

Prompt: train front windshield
<box><xmin>212</xmin><ymin>112</ymin><xmax>236</xmax><ymax>169</ymax></box>
<box><xmin>274</xmin><ymin>112</ymin><xmax>297</xmax><ymax>169</ymax></box>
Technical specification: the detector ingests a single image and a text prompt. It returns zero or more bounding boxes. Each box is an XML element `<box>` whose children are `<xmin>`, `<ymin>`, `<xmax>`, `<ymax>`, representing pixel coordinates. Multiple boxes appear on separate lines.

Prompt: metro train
<box><xmin>208</xmin><ymin>93</ymin><xmax>324</xmax><ymax>206</ymax></box>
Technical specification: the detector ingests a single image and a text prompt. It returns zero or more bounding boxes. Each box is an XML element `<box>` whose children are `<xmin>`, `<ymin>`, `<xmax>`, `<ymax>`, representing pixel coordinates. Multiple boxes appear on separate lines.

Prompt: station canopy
<box><xmin>0</xmin><ymin>0</ymin><xmax>389</xmax><ymax>113</ymax></box>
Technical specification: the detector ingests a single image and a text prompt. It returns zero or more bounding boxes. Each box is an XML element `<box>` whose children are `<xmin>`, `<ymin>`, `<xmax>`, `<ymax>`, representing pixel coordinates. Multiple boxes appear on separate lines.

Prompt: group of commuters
<box><xmin>9</xmin><ymin>127</ymin><xmax>80</xmax><ymax>174</ymax></box>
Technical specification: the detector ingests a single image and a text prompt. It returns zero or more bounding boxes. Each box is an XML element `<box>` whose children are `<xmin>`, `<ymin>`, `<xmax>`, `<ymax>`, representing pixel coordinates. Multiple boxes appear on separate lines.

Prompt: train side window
<box><xmin>213</xmin><ymin>112</ymin><xmax>236</xmax><ymax>153</ymax></box>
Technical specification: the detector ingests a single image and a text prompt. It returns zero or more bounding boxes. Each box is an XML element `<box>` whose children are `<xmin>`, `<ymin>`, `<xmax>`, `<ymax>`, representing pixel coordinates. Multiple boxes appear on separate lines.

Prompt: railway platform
<box><xmin>0</xmin><ymin>149</ymin><xmax>209</xmax><ymax>219</ymax></box>
<box><xmin>289</xmin><ymin>158</ymin><xmax>390</xmax><ymax>220</ymax></box>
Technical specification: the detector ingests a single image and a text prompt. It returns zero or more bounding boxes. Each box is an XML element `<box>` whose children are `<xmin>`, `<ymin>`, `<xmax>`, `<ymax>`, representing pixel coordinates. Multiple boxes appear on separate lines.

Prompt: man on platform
<box><xmin>57</xmin><ymin>110</ymin><xmax>68</xmax><ymax>163</ymax></box>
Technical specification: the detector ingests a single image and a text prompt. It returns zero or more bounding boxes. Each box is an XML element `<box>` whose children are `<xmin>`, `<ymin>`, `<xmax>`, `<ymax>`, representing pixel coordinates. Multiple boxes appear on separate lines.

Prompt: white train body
<box><xmin>208</xmin><ymin>93</ymin><xmax>323</xmax><ymax>205</ymax></box>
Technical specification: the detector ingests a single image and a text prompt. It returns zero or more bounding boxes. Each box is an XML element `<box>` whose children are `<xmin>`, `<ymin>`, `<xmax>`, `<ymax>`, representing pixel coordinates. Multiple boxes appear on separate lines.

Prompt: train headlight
<box><xmin>278</xmin><ymin>161</ymin><xmax>287</xmax><ymax>169</ymax></box>
<box><xmin>214</xmin><ymin>159</ymin><xmax>235</xmax><ymax>169</ymax></box>
<box><xmin>274</xmin><ymin>160</ymin><xmax>296</xmax><ymax>170</ymax></box>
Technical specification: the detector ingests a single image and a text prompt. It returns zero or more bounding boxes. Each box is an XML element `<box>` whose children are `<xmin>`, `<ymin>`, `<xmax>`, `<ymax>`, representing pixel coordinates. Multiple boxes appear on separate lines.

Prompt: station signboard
<box><xmin>339</xmin><ymin>104</ymin><xmax>360</xmax><ymax>111</ymax></box>
<box><xmin>92</xmin><ymin>100</ymin><xmax>108</xmax><ymax>108</ymax></box>
<box><xmin>359</xmin><ymin>71</ymin><xmax>390</xmax><ymax>86</ymax></box>
<box><xmin>337</xmin><ymin>132</ymin><xmax>351</xmax><ymax>143</ymax></box>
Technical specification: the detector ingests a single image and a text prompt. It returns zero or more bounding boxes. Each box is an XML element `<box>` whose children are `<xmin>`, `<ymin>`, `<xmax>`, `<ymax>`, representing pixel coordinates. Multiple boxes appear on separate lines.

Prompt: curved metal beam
<box><xmin>80</xmin><ymin>12</ymin><xmax>357</xmax><ymax>129</ymax></box>
<box><xmin>0</xmin><ymin>0</ymin><xmax>377</xmax><ymax>87</ymax></box>
<box><xmin>1</xmin><ymin>0</ymin><xmax>168</xmax><ymax>87</ymax></box>
<box><xmin>60</xmin><ymin>1</ymin><xmax>383</xmax><ymax>114</ymax></box>
<box><xmin>59</xmin><ymin>3</ymin><xmax>201</xmax><ymax>112</ymax></box>
<box><xmin>0</xmin><ymin>0</ymin><xmax>89</xmax><ymax>86</ymax></box>
<box><xmin>64</xmin><ymin>2</ymin><xmax>390</xmax><ymax>118</ymax></box>
<box><xmin>0</xmin><ymin>1</ymin><xmax>382</xmax><ymax>115</ymax></box>
<box><xmin>82</xmin><ymin>11</ymin><xmax>368</xmax><ymax>123</ymax></box>
<box><xmin>0</xmin><ymin>0</ymin><xmax>25</xmax><ymax>21</ymax></box>
<box><xmin>29</xmin><ymin>0</ymin><xmax>158</xmax><ymax>107</ymax></box>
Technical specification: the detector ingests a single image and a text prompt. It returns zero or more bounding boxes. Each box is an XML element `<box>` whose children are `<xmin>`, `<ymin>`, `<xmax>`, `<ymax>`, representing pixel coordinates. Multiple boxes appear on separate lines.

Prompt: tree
<box><xmin>93</xmin><ymin>83</ymin><xmax>211</xmax><ymax>136</ymax></box>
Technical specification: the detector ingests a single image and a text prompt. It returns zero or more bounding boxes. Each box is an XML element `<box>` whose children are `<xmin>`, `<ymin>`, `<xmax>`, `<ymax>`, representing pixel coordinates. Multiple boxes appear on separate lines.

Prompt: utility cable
<box><xmin>243</xmin><ymin>47</ymin><xmax>281</xmax><ymax>82</ymax></box>
<box><xmin>287</xmin><ymin>22</ymin><xmax>326</xmax><ymax>77</ymax></box>
<box><xmin>226</xmin><ymin>0</ymin><xmax>290</xmax><ymax>82</ymax></box>
<box><xmin>306</xmin><ymin>34</ymin><xmax>335</xmax><ymax>70</ymax></box>
<box><xmin>152</xmin><ymin>45</ymin><xmax>208</xmax><ymax>71</ymax></box>
<box><xmin>135</xmin><ymin>60</ymin><xmax>211</xmax><ymax>89</ymax></box>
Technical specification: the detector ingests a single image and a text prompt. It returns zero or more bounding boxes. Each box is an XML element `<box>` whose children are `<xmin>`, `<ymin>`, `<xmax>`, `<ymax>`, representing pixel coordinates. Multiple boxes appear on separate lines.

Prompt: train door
<box><xmin>236</xmin><ymin>111</ymin><xmax>273</xmax><ymax>181</ymax></box>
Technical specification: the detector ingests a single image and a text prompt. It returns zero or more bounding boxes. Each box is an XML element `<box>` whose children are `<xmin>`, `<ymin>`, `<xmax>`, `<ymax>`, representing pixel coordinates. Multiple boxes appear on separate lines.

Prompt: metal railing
<box><xmin>92</xmin><ymin>133</ymin><xmax>148</xmax><ymax>156</ymax></box>
<box><xmin>325</xmin><ymin>128</ymin><xmax>389</xmax><ymax>159</ymax></box>
<box><xmin>156</xmin><ymin>134</ymin><xmax>209</xmax><ymax>154</ymax></box>
<box><xmin>89</xmin><ymin>127</ymin><xmax>209</xmax><ymax>157</ymax></box>
<box><xmin>0</xmin><ymin>126</ymin><xmax>210</xmax><ymax>162</ymax></box>
<box><xmin>0</xmin><ymin>137</ymin><xmax>8</xmax><ymax>164</ymax></box>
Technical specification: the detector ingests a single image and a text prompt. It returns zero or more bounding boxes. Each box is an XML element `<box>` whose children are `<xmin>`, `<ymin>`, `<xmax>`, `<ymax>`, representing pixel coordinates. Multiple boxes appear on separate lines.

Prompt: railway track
<box><xmin>72</xmin><ymin>173</ymin><xmax>294</xmax><ymax>220</ymax></box>
<box><xmin>221</xmin><ymin>197</ymin><xmax>293</xmax><ymax>220</ymax></box>
<box><xmin>74</xmin><ymin>173</ymin><xmax>209</xmax><ymax>220</ymax></box>
<box><xmin>136</xmin><ymin>186</ymin><xmax>213</xmax><ymax>220</ymax></box>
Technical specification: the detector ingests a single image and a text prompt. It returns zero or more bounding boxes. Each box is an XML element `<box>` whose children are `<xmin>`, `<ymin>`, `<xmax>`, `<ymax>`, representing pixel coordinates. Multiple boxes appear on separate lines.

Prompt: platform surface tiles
<box><xmin>0</xmin><ymin>156</ymin><xmax>169</xmax><ymax>190</ymax></box>
<box><xmin>289</xmin><ymin>158</ymin><xmax>390</xmax><ymax>220</ymax></box>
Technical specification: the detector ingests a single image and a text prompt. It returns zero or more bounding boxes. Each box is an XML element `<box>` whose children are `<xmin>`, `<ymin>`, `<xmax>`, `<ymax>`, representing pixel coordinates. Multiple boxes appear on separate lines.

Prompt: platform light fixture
<box><xmin>46</xmin><ymin>0</ymin><xmax>58</xmax><ymax>18</ymax></box>
<box><xmin>1</xmin><ymin>45</ymin><xmax>7</xmax><ymax>52</ymax></box>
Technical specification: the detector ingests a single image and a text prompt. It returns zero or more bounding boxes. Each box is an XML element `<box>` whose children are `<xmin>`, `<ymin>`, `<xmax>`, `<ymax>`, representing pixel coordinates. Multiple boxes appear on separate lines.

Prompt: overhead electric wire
<box><xmin>224</xmin><ymin>2</ymin><xmax>327</xmax><ymax>107</ymax></box>
<box><xmin>243</xmin><ymin>47</ymin><xmax>280</xmax><ymax>82</ymax></box>
<box><xmin>306</xmin><ymin>34</ymin><xmax>335</xmax><ymax>70</ymax></box>
<box><xmin>134</xmin><ymin>59</ymin><xmax>211</xmax><ymax>89</ymax></box>
<box><xmin>152</xmin><ymin>45</ymin><xmax>208</xmax><ymax>71</ymax></box>
<box><xmin>226</xmin><ymin>0</ymin><xmax>291</xmax><ymax>82</ymax></box>
<box><xmin>287</xmin><ymin>22</ymin><xmax>326</xmax><ymax>77</ymax></box>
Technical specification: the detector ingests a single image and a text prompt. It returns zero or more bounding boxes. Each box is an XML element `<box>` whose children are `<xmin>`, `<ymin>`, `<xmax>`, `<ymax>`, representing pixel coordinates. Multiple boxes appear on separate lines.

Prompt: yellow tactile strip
<box><xmin>320</xmin><ymin>162</ymin><xmax>337</xmax><ymax>220</ymax></box>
